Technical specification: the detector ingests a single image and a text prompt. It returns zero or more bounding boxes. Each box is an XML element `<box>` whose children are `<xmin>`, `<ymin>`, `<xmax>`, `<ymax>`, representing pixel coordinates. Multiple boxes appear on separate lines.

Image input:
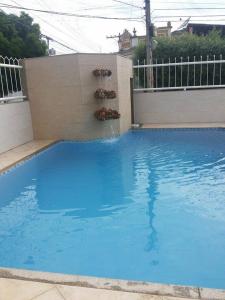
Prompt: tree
<box><xmin>0</xmin><ymin>11</ymin><xmax>47</xmax><ymax>58</ymax></box>
<box><xmin>134</xmin><ymin>30</ymin><xmax>225</xmax><ymax>64</ymax></box>
<box><xmin>133</xmin><ymin>30</ymin><xmax>225</xmax><ymax>88</ymax></box>
<box><xmin>0</xmin><ymin>11</ymin><xmax>47</xmax><ymax>98</ymax></box>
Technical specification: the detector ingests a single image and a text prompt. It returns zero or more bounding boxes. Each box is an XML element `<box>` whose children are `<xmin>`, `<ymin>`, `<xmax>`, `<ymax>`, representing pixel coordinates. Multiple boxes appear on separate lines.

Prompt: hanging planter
<box><xmin>94</xmin><ymin>107</ymin><xmax>120</xmax><ymax>121</ymax></box>
<box><xmin>94</xmin><ymin>89</ymin><xmax>117</xmax><ymax>100</ymax></box>
<box><xmin>93</xmin><ymin>69</ymin><xmax>102</xmax><ymax>77</ymax></box>
<box><xmin>102</xmin><ymin>69</ymin><xmax>112</xmax><ymax>77</ymax></box>
<box><xmin>106</xmin><ymin>90</ymin><xmax>116</xmax><ymax>99</ymax></box>
<box><xmin>93</xmin><ymin>69</ymin><xmax>112</xmax><ymax>77</ymax></box>
<box><xmin>94</xmin><ymin>88</ymin><xmax>107</xmax><ymax>99</ymax></box>
<box><xmin>107</xmin><ymin>108</ymin><xmax>120</xmax><ymax>119</ymax></box>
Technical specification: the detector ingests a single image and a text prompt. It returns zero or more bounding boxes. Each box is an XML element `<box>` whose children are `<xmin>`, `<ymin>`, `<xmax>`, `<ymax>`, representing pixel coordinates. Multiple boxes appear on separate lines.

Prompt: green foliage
<box><xmin>0</xmin><ymin>11</ymin><xmax>47</xmax><ymax>58</ymax></box>
<box><xmin>134</xmin><ymin>30</ymin><xmax>225</xmax><ymax>64</ymax></box>
<box><xmin>133</xmin><ymin>31</ymin><xmax>225</xmax><ymax>88</ymax></box>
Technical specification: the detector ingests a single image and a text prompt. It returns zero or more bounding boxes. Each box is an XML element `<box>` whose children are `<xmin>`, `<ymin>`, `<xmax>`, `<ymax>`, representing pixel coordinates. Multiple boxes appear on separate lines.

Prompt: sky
<box><xmin>0</xmin><ymin>0</ymin><xmax>225</xmax><ymax>54</ymax></box>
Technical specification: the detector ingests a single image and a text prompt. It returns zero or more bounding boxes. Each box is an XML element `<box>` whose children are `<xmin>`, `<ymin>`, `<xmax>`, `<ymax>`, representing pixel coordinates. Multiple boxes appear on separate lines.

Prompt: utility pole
<box><xmin>145</xmin><ymin>0</ymin><xmax>153</xmax><ymax>88</ymax></box>
<box><xmin>41</xmin><ymin>34</ymin><xmax>52</xmax><ymax>55</ymax></box>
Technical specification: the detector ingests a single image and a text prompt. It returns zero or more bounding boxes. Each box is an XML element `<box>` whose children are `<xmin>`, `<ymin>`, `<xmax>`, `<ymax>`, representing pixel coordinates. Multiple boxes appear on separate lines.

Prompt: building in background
<box><xmin>173</xmin><ymin>19</ymin><xmax>225</xmax><ymax>36</ymax></box>
<box><xmin>155</xmin><ymin>22</ymin><xmax>172</xmax><ymax>37</ymax></box>
<box><xmin>117</xmin><ymin>22</ymin><xmax>172</xmax><ymax>58</ymax></box>
<box><xmin>117</xmin><ymin>28</ymin><xmax>145</xmax><ymax>58</ymax></box>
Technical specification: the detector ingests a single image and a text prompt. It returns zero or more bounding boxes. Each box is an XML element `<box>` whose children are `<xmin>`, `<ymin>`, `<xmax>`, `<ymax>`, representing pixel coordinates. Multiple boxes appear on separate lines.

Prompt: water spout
<box><xmin>102</xmin><ymin>123</ymin><xmax>119</xmax><ymax>144</ymax></box>
<box><xmin>110</xmin><ymin>124</ymin><xmax>115</xmax><ymax>138</ymax></box>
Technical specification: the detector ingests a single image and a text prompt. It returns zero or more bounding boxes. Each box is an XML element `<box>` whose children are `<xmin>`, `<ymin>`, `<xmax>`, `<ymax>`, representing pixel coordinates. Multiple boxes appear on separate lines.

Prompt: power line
<box><xmin>0</xmin><ymin>2</ymin><xmax>143</xmax><ymax>21</ymax></box>
<box><xmin>1</xmin><ymin>0</ymin><xmax>78</xmax><ymax>53</ymax></box>
<box><xmin>40</xmin><ymin>34</ymin><xmax>77</xmax><ymax>52</ymax></box>
<box><xmin>111</xmin><ymin>0</ymin><xmax>143</xmax><ymax>9</ymax></box>
<box><xmin>37</xmin><ymin>2</ymin><xmax>136</xmax><ymax>12</ymax></box>
<box><xmin>33</xmin><ymin>0</ymin><xmax>110</xmax><ymax>52</ymax></box>
<box><xmin>8</xmin><ymin>0</ymin><xmax>137</xmax><ymax>53</ymax></box>
<box><xmin>154</xmin><ymin>7</ymin><xmax>225</xmax><ymax>10</ymax></box>
<box><xmin>153</xmin><ymin>14</ymin><xmax>225</xmax><ymax>19</ymax></box>
<box><xmin>155</xmin><ymin>19</ymin><xmax>225</xmax><ymax>23</ymax></box>
<box><xmin>34</xmin><ymin>0</ymin><xmax>95</xmax><ymax>51</ymax></box>
<box><xmin>152</xmin><ymin>0</ymin><xmax>225</xmax><ymax>3</ymax></box>
<box><xmin>9</xmin><ymin>0</ymin><xmax>82</xmax><ymax>40</ymax></box>
<box><xmin>0</xmin><ymin>17</ymin><xmax>78</xmax><ymax>53</ymax></box>
<box><xmin>77</xmin><ymin>4</ymin><xmax>137</xmax><ymax>11</ymax></box>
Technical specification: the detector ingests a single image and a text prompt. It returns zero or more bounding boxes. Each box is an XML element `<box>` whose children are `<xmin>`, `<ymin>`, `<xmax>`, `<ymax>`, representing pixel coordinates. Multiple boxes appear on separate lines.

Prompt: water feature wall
<box><xmin>24</xmin><ymin>54</ymin><xmax>132</xmax><ymax>140</ymax></box>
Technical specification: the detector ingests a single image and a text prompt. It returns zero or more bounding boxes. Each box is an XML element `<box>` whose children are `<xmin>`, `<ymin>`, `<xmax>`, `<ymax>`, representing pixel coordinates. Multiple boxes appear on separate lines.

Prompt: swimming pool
<box><xmin>0</xmin><ymin>129</ymin><xmax>225</xmax><ymax>289</ymax></box>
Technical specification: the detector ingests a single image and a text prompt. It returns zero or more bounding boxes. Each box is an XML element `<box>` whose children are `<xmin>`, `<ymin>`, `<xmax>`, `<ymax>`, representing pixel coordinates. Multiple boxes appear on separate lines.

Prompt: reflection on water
<box><xmin>146</xmin><ymin>165</ymin><xmax>159</xmax><ymax>253</ymax></box>
<box><xmin>0</xmin><ymin>129</ymin><xmax>225</xmax><ymax>289</ymax></box>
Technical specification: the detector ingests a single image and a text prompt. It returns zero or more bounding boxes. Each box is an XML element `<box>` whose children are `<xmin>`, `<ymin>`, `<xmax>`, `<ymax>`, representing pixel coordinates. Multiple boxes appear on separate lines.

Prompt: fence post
<box><xmin>133</xmin><ymin>55</ymin><xmax>225</xmax><ymax>92</ymax></box>
<box><xmin>0</xmin><ymin>55</ymin><xmax>26</xmax><ymax>103</ymax></box>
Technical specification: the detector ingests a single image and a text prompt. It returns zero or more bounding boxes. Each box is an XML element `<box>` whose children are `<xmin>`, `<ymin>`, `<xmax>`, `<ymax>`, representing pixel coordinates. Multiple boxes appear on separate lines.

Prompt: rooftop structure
<box><xmin>117</xmin><ymin>23</ymin><xmax>172</xmax><ymax>58</ymax></box>
<box><xmin>173</xmin><ymin>20</ymin><xmax>225</xmax><ymax>36</ymax></box>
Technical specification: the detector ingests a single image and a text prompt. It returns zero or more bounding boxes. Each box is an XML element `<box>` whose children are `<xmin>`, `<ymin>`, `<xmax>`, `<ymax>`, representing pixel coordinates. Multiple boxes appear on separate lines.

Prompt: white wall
<box><xmin>0</xmin><ymin>102</ymin><xmax>33</xmax><ymax>154</ymax></box>
<box><xmin>134</xmin><ymin>89</ymin><xmax>225</xmax><ymax>124</ymax></box>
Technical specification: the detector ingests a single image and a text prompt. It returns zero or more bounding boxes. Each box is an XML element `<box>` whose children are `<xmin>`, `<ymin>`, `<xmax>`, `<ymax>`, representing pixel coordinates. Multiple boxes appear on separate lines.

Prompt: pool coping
<box><xmin>140</xmin><ymin>123</ymin><xmax>225</xmax><ymax>129</ymax></box>
<box><xmin>0</xmin><ymin>268</ymin><xmax>224</xmax><ymax>300</ymax></box>
<box><xmin>0</xmin><ymin>140</ymin><xmax>59</xmax><ymax>175</ymax></box>
<box><xmin>1</xmin><ymin>127</ymin><xmax>225</xmax><ymax>175</ymax></box>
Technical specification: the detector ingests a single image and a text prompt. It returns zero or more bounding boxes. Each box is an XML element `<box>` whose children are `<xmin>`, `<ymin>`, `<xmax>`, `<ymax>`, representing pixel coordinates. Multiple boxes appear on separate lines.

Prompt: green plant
<box><xmin>93</xmin><ymin>69</ymin><xmax>112</xmax><ymax>77</ymax></box>
<box><xmin>133</xmin><ymin>30</ymin><xmax>225</xmax><ymax>88</ymax></box>
<box><xmin>0</xmin><ymin>11</ymin><xmax>47</xmax><ymax>58</ymax></box>
<box><xmin>94</xmin><ymin>107</ymin><xmax>120</xmax><ymax>121</ymax></box>
<box><xmin>94</xmin><ymin>89</ymin><xmax>116</xmax><ymax>99</ymax></box>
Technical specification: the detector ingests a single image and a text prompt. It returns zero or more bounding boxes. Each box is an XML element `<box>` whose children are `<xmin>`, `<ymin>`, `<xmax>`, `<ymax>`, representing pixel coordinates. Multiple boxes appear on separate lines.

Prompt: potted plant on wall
<box><xmin>93</xmin><ymin>69</ymin><xmax>112</xmax><ymax>77</ymax></box>
<box><xmin>94</xmin><ymin>89</ymin><xmax>117</xmax><ymax>100</ymax></box>
<box><xmin>94</xmin><ymin>107</ymin><xmax>120</xmax><ymax>121</ymax></box>
<box><xmin>92</xmin><ymin>67</ymin><xmax>120</xmax><ymax>121</ymax></box>
<box><xmin>94</xmin><ymin>88</ymin><xmax>107</xmax><ymax>100</ymax></box>
<box><xmin>106</xmin><ymin>90</ymin><xmax>116</xmax><ymax>99</ymax></box>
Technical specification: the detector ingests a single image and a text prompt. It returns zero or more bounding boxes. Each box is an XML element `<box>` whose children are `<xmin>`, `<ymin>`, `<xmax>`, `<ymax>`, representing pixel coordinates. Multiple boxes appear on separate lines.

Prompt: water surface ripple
<box><xmin>0</xmin><ymin>129</ymin><xmax>225</xmax><ymax>289</ymax></box>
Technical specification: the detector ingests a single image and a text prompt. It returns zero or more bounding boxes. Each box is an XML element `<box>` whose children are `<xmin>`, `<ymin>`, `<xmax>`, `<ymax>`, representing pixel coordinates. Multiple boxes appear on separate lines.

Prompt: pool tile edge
<box><xmin>0</xmin><ymin>267</ymin><xmax>217</xmax><ymax>300</ymax></box>
<box><xmin>0</xmin><ymin>140</ymin><xmax>59</xmax><ymax>174</ymax></box>
<box><xmin>140</xmin><ymin>123</ymin><xmax>225</xmax><ymax>129</ymax></box>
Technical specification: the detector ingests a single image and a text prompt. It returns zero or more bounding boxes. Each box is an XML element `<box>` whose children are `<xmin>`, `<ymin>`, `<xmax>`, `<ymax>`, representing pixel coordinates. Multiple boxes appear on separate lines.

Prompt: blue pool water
<box><xmin>0</xmin><ymin>129</ymin><xmax>225</xmax><ymax>289</ymax></box>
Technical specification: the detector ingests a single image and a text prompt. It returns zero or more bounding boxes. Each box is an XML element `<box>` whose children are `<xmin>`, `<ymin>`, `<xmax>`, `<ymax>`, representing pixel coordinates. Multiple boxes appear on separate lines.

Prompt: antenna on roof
<box><xmin>177</xmin><ymin>17</ymin><xmax>191</xmax><ymax>31</ymax></box>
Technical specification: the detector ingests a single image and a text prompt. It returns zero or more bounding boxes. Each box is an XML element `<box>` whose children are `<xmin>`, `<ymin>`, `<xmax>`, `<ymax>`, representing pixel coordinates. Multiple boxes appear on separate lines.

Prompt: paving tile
<box><xmin>31</xmin><ymin>287</ymin><xmax>64</xmax><ymax>300</ymax></box>
<box><xmin>141</xmin><ymin>123</ymin><xmax>225</xmax><ymax>129</ymax></box>
<box><xmin>97</xmin><ymin>279</ymin><xmax>199</xmax><ymax>299</ymax></box>
<box><xmin>163</xmin><ymin>297</ymin><xmax>197</xmax><ymax>300</ymax></box>
<box><xmin>0</xmin><ymin>140</ymin><xmax>56</xmax><ymax>173</ymax></box>
<box><xmin>199</xmin><ymin>287</ymin><xmax>225</xmax><ymax>300</ymax></box>
<box><xmin>0</xmin><ymin>278</ymin><xmax>53</xmax><ymax>300</ymax></box>
<box><xmin>57</xmin><ymin>285</ymin><xmax>163</xmax><ymax>300</ymax></box>
<box><xmin>0</xmin><ymin>268</ymin><xmax>200</xmax><ymax>300</ymax></box>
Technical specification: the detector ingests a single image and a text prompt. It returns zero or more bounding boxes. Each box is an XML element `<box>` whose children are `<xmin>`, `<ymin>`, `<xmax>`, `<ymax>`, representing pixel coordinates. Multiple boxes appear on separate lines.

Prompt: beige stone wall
<box><xmin>24</xmin><ymin>53</ymin><xmax>132</xmax><ymax>140</ymax></box>
<box><xmin>117</xmin><ymin>56</ymin><xmax>132</xmax><ymax>133</ymax></box>
<box><xmin>0</xmin><ymin>102</ymin><xmax>33</xmax><ymax>154</ymax></box>
<box><xmin>134</xmin><ymin>89</ymin><xmax>225</xmax><ymax>124</ymax></box>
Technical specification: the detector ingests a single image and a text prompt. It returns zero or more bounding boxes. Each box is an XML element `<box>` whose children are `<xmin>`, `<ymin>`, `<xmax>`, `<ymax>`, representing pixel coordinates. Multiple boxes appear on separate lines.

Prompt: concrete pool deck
<box><xmin>141</xmin><ymin>123</ymin><xmax>225</xmax><ymax>129</ymax></box>
<box><xmin>0</xmin><ymin>268</ymin><xmax>225</xmax><ymax>300</ymax></box>
<box><xmin>0</xmin><ymin>277</ymin><xmax>197</xmax><ymax>300</ymax></box>
<box><xmin>0</xmin><ymin>140</ymin><xmax>57</xmax><ymax>173</ymax></box>
<box><xmin>0</xmin><ymin>137</ymin><xmax>225</xmax><ymax>299</ymax></box>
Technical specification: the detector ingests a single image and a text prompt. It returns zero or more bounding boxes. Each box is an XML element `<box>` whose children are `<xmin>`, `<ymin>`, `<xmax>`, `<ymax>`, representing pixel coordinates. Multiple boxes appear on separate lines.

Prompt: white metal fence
<box><xmin>133</xmin><ymin>55</ymin><xmax>225</xmax><ymax>92</ymax></box>
<box><xmin>0</xmin><ymin>56</ymin><xmax>26</xmax><ymax>103</ymax></box>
